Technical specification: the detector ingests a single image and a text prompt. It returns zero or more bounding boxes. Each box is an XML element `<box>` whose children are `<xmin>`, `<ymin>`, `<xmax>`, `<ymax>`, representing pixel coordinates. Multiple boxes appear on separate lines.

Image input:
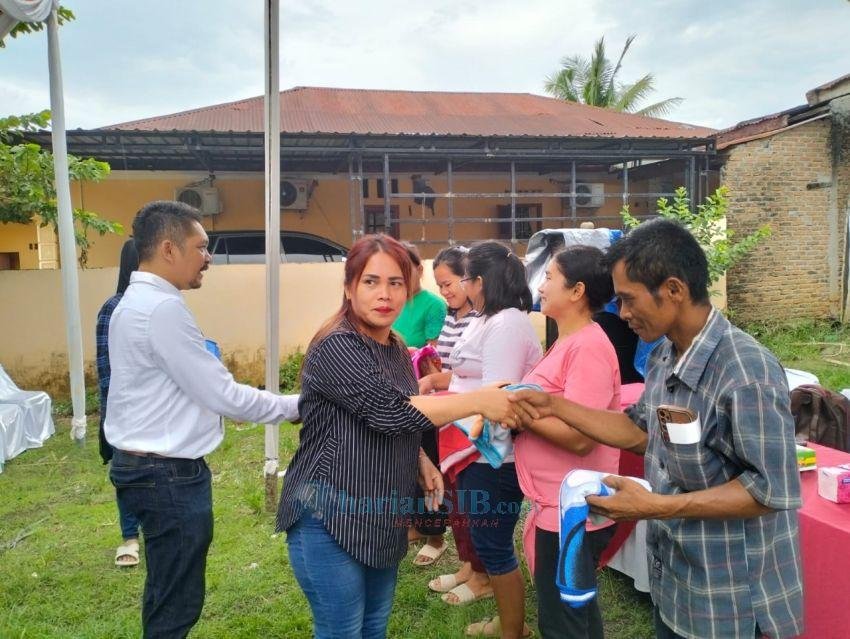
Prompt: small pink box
<box><xmin>817</xmin><ymin>463</ymin><xmax>850</xmax><ymax>504</ymax></box>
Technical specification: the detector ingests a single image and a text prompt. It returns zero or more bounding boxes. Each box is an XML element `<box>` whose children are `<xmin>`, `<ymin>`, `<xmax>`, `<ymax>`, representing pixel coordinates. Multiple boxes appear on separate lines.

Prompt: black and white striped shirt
<box><xmin>435</xmin><ymin>309</ymin><xmax>478</xmax><ymax>371</ymax></box>
<box><xmin>276</xmin><ymin>320</ymin><xmax>434</xmax><ymax>569</ymax></box>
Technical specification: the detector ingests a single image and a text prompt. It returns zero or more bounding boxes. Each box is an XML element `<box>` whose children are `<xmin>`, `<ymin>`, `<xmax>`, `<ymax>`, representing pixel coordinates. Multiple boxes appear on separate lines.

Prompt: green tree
<box><xmin>620</xmin><ymin>186</ymin><xmax>770</xmax><ymax>285</ymax></box>
<box><xmin>0</xmin><ymin>111</ymin><xmax>122</xmax><ymax>266</ymax></box>
<box><xmin>544</xmin><ymin>35</ymin><xmax>682</xmax><ymax>118</ymax></box>
<box><xmin>0</xmin><ymin>6</ymin><xmax>75</xmax><ymax>47</ymax></box>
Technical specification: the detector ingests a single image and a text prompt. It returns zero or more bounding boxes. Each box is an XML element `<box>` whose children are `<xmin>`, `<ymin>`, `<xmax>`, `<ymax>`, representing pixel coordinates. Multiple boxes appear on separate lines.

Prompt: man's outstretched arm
<box><xmin>509</xmin><ymin>388</ymin><xmax>647</xmax><ymax>454</ymax></box>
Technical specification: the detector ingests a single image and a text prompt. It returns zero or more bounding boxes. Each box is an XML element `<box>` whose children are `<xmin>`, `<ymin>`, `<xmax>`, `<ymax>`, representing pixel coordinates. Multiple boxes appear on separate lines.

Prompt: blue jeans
<box><xmin>110</xmin><ymin>450</ymin><xmax>214</xmax><ymax>639</ymax></box>
<box><xmin>287</xmin><ymin>514</ymin><xmax>399</xmax><ymax>639</ymax></box>
<box><xmin>457</xmin><ymin>462</ymin><xmax>524</xmax><ymax>575</ymax></box>
<box><xmin>112</xmin><ymin>467</ymin><xmax>141</xmax><ymax>539</ymax></box>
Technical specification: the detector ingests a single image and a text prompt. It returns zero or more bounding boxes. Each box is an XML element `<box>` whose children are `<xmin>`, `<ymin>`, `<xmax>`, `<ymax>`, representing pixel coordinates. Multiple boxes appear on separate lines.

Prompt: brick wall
<box><xmin>721</xmin><ymin>119</ymin><xmax>847</xmax><ymax>322</ymax></box>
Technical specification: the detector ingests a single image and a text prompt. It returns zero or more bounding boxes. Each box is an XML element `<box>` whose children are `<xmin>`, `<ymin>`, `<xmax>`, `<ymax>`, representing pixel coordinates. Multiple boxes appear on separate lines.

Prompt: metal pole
<box><xmin>570</xmin><ymin>161</ymin><xmax>577</xmax><ymax>222</ymax></box>
<box><xmin>263</xmin><ymin>0</ymin><xmax>281</xmax><ymax>512</ymax></box>
<box><xmin>383</xmin><ymin>153</ymin><xmax>391</xmax><ymax>235</ymax></box>
<box><xmin>689</xmin><ymin>155</ymin><xmax>697</xmax><ymax>213</ymax></box>
<box><xmin>347</xmin><ymin>154</ymin><xmax>357</xmax><ymax>245</ymax></box>
<box><xmin>357</xmin><ymin>156</ymin><xmax>365</xmax><ymax>236</ymax></box>
<box><xmin>623</xmin><ymin>162</ymin><xmax>630</xmax><ymax>208</ymax></box>
<box><xmin>47</xmin><ymin>9</ymin><xmax>87</xmax><ymax>443</ymax></box>
<box><xmin>447</xmin><ymin>159</ymin><xmax>454</xmax><ymax>244</ymax></box>
<box><xmin>510</xmin><ymin>161</ymin><xmax>517</xmax><ymax>245</ymax></box>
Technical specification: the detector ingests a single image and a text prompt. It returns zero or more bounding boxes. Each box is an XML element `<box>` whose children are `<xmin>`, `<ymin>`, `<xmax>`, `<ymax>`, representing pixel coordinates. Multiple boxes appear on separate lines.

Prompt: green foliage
<box><xmin>743</xmin><ymin>319</ymin><xmax>850</xmax><ymax>392</ymax></box>
<box><xmin>279</xmin><ymin>351</ymin><xmax>305</xmax><ymax>393</ymax></box>
<box><xmin>52</xmin><ymin>387</ymin><xmax>100</xmax><ymax>417</ymax></box>
<box><xmin>621</xmin><ymin>186</ymin><xmax>770</xmax><ymax>285</ymax></box>
<box><xmin>0</xmin><ymin>111</ymin><xmax>122</xmax><ymax>266</ymax></box>
<box><xmin>0</xmin><ymin>6</ymin><xmax>75</xmax><ymax>47</ymax></box>
<box><xmin>544</xmin><ymin>35</ymin><xmax>682</xmax><ymax>118</ymax></box>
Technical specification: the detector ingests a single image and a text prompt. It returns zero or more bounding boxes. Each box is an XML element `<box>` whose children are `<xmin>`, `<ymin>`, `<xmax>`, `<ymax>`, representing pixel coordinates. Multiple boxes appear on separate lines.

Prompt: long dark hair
<box><xmin>307</xmin><ymin>234</ymin><xmax>413</xmax><ymax>350</ymax></box>
<box><xmin>552</xmin><ymin>245</ymin><xmax>613</xmax><ymax>312</ymax></box>
<box><xmin>116</xmin><ymin>239</ymin><xmax>139</xmax><ymax>295</ymax></box>
<box><xmin>466</xmin><ymin>241</ymin><xmax>532</xmax><ymax>317</ymax></box>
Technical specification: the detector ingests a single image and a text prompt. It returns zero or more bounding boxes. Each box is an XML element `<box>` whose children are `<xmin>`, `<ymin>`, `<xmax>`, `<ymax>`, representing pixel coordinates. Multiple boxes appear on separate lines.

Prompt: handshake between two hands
<box><xmin>478</xmin><ymin>385</ymin><xmax>555</xmax><ymax>431</ymax></box>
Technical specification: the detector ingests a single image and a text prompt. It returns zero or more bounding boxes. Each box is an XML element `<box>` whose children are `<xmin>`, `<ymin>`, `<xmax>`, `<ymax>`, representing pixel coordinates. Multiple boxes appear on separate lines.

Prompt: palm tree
<box><xmin>544</xmin><ymin>35</ymin><xmax>682</xmax><ymax>118</ymax></box>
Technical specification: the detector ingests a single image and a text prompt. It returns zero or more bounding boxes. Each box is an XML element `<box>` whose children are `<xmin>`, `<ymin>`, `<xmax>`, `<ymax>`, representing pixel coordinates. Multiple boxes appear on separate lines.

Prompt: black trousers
<box><xmin>534</xmin><ymin>525</ymin><xmax>615</xmax><ymax>639</ymax></box>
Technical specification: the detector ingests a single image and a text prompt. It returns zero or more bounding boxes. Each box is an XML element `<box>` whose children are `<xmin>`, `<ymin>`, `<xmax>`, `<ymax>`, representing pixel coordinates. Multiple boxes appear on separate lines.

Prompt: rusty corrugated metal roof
<box><xmin>101</xmin><ymin>86</ymin><xmax>714</xmax><ymax>140</ymax></box>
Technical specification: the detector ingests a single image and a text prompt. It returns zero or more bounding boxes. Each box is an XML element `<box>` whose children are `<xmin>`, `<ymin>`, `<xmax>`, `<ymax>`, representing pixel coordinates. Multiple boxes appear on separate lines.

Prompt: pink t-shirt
<box><xmin>515</xmin><ymin>321</ymin><xmax>621</xmax><ymax>534</ymax></box>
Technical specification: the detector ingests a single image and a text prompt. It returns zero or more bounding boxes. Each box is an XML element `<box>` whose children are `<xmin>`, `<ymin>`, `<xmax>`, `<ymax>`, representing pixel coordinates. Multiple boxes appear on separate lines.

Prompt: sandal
<box><xmin>465</xmin><ymin>616</ymin><xmax>533</xmax><ymax>638</ymax></box>
<box><xmin>441</xmin><ymin>582</ymin><xmax>494</xmax><ymax>606</ymax></box>
<box><xmin>428</xmin><ymin>573</ymin><xmax>464</xmax><ymax>593</ymax></box>
<box><xmin>115</xmin><ymin>539</ymin><xmax>140</xmax><ymax>567</ymax></box>
<box><xmin>413</xmin><ymin>540</ymin><xmax>448</xmax><ymax>566</ymax></box>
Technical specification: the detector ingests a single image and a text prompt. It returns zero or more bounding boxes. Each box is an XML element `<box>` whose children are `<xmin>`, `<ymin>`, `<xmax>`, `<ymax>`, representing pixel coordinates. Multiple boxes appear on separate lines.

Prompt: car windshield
<box><xmin>209</xmin><ymin>233</ymin><xmax>346</xmax><ymax>264</ymax></box>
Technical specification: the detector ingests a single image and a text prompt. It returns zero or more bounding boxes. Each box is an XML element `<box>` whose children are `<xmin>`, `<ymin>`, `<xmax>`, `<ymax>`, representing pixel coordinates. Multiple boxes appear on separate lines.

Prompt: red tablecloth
<box><xmin>796</xmin><ymin>443</ymin><xmax>850</xmax><ymax>639</ymax></box>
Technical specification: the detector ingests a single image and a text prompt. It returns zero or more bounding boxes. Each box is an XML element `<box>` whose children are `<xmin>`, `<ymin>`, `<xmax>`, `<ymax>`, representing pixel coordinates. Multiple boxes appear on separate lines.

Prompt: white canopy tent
<box><xmin>0</xmin><ymin>0</ymin><xmax>87</xmax><ymax>443</ymax></box>
<box><xmin>2</xmin><ymin>2</ymin><xmax>285</xmax><ymax>503</ymax></box>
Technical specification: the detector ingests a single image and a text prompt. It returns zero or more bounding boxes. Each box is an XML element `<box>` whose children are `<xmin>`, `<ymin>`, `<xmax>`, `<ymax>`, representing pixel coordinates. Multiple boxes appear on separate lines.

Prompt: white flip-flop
<box><xmin>428</xmin><ymin>573</ymin><xmax>463</xmax><ymax>593</ymax></box>
<box><xmin>412</xmin><ymin>540</ymin><xmax>448</xmax><ymax>566</ymax></box>
<box><xmin>441</xmin><ymin>583</ymin><xmax>495</xmax><ymax>606</ymax></box>
<box><xmin>115</xmin><ymin>540</ymin><xmax>140</xmax><ymax>567</ymax></box>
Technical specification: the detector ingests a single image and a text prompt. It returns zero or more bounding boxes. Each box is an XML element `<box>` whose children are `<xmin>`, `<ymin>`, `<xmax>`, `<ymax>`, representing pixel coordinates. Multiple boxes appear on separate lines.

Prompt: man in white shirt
<box><xmin>105</xmin><ymin>200</ymin><xmax>299</xmax><ymax>639</ymax></box>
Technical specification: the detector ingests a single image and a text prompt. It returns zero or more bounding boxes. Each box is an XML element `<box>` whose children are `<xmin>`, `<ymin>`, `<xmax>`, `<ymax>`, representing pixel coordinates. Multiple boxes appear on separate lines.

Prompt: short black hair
<box><xmin>466</xmin><ymin>241</ymin><xmax>532</xmax><ymax>316</ymax></box>
<box><xmin>603</xmin><ymin>218</ymin><xmax>710</xmax><ymax>304</ymax></box>
<box><xmin>432</xmin><ymin>245</ymin><xmax>468</xmax><ymax>277</ymax></box>
<box><xmin>132</xmin><ymin>200</ymin><xmax>203</xmax><ymax>262</ymax></box>
<box><xmin>552</xmin><ymin>245</ymin><xmax>613</xmax><ymax>312</ymax></box>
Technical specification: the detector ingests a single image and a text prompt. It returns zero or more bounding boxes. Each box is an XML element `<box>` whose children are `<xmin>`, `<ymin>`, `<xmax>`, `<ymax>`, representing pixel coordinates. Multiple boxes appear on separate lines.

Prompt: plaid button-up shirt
<box><xmin>626</xmin><ymin>308</ymin><xmax>804</xmax><ymax>639</ymax></box>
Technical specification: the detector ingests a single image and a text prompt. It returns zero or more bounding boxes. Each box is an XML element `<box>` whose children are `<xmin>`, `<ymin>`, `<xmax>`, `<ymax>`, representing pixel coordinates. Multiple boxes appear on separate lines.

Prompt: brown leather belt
<box><xmin>118</xmin><ymin>449</ymin><xmax>170</xmax><ymax>459</ymax></box>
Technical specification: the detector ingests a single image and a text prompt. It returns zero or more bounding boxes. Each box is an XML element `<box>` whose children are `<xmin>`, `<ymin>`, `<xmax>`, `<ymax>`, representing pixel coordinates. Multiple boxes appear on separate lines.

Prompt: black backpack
<box><xmin>790</xmin><ymin>384</ymin><xmax>850</xmax><ymax>452</ymax></box>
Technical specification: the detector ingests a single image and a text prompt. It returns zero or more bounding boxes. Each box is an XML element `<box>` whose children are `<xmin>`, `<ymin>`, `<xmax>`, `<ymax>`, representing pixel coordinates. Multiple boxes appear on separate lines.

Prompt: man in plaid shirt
<box><xmin>510</xmin><ymin>219</ymin><xmax>803</xmax><ymax>639</ymax></box>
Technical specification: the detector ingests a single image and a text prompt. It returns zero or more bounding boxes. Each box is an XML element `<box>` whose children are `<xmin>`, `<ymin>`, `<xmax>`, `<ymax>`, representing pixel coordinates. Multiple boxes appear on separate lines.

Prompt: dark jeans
<box><xmin>287</xmin><ymin>514</ymin><xmax>399</xmax><ymax>639</ymax></box>
<box><xmin>109</xmin><ymin>462</ymin><xmax>141</xmax><ymax>539</ymax></box>
<box><xmin>535</xmin><ymin>526</ymin><xmax>615</xmax><ymax>639</ymax></box>
<box><xmin>110</xmin><ymin>450</ymin><xmax>214</xmax><ymax>639</ymax></box>
<box><xmin>457</xmin><ymin>461</ymin><xmax>524</xmax><ymax>576</ymax></box>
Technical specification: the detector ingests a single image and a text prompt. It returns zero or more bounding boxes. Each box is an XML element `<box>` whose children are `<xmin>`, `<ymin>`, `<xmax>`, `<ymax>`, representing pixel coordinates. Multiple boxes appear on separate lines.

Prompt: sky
<box><xmin>1</xmin><ymin>0</ymin><xmax>848</xmax><ymax>131</ymax></box>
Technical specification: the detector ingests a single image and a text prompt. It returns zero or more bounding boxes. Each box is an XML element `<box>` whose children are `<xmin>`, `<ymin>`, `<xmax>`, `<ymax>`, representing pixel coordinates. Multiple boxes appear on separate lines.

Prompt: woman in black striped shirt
<box><xmin>276</xmin><ymin>234</ymin><xmax>518</xmax><ymax>639</ymax></box>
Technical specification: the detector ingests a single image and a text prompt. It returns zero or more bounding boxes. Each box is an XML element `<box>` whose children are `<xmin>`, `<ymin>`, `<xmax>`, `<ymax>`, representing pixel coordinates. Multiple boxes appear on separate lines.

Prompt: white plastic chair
<box><xmin>0</xmin><ymin>365</ymin><xmax>55</xmax><ymax>450</ymax></box>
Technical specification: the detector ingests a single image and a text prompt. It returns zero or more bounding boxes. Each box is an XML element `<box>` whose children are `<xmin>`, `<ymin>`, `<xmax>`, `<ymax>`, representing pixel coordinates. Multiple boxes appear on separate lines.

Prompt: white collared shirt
<box><xmin>104</xmin><ymin>271</ymin><xmax>299</xmax><ymax>458</ymax></box>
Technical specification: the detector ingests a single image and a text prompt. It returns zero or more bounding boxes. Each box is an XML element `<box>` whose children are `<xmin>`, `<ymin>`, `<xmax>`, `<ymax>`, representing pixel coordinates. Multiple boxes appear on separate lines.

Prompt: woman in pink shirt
<box><xmin>514</xmin><ymin>245</ymin><xmax>621</xmax><ymax>639</ymax></box>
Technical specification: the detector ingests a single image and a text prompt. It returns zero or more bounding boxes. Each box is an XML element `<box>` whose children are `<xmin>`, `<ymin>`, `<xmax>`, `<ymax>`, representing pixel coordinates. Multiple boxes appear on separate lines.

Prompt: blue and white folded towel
<box><xmin>451</xmin><ymin>383</ymin><xmax>542</xmax><ymax>469</ymax></box>
<box><xmin>557</xmin><ymin>469</ymin><xmax>651</xmax><ymax>607</ymax></box>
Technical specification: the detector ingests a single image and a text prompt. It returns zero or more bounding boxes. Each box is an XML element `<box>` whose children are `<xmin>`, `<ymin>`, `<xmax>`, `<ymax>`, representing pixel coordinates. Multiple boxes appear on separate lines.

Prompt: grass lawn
<box><xmin>5</xmin><ymin>318</ymin><xmax>840</xmax><ymax>638</ymax></box>
<box><xmin>0</xmin><ymin>416</ymin><xmax>653</xmax><ymax>639</ymax></box>
<box><xmin>743</xmin><ymin>319</ymin><xmax>850</xmax><ymax>391</ymax></box>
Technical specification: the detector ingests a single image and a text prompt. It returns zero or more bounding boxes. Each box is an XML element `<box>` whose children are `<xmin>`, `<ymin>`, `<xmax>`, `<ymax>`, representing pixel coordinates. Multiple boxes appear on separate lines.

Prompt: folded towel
<box><xmin>450</xmin><ymin>383</ymin><xmax>542</xmax><ymax>469</ymax></box>
<box><xmin>557</xmin><ymin>469</ymin><xmax>651</xmax><ymax>607</ymax></box>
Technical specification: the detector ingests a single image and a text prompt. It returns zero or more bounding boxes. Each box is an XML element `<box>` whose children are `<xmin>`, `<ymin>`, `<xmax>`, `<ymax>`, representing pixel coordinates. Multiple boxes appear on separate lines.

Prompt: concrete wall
<box><xmin>721</xmin><ymin>118</ymin><xmax>848</xmax><ymax>322</ymax></box>
<box><xmin>0</xmin><ymin>260</ymin><xmax>548</xmax><ymax>396</ymax></box>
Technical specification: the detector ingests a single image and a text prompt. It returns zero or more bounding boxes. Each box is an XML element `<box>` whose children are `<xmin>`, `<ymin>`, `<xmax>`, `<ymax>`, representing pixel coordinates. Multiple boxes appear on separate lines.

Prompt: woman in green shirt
<box><xmin>393</xmin><ymin>242</ymin><xmax>447</xmax><ymax>348</ymax></box>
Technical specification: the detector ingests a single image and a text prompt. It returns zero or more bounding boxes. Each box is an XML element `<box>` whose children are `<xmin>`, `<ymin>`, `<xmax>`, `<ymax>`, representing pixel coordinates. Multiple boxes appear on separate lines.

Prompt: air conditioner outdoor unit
<box><xmin>281</xmin><ymin>179</ymin><xmax>310</xmax><ymax>210</ymax></box>
<box><xmin>573</xmin><ymin>183</ymin><xmax>605</xmax><ymax>208</ymax></box>
<box><xmin>175</xmin><ymin>186</ymin><xmax>221</xmax><ymax>216</ymax></box>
